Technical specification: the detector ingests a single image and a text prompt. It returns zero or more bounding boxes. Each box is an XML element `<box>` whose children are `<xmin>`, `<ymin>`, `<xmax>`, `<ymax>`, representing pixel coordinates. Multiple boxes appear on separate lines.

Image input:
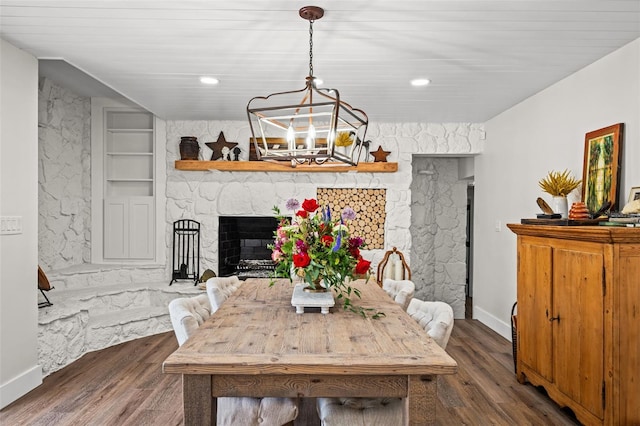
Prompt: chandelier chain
<box><xmin>308</xmin><ymin>19</ymin><xmax>314</xmax><ymax>77</ymax></box>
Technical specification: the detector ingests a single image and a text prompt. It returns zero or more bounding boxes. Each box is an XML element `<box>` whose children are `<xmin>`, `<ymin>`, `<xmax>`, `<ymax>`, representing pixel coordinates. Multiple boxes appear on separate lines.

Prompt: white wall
<box><xmin>473</xmin><ymin>38</ymin><xmax>640</xmax><ymax>339</ymax></box>
<box><xmin>0</xmin><ymin>39</ymin><xmax>42</xmax><ymax>408</ymax></box>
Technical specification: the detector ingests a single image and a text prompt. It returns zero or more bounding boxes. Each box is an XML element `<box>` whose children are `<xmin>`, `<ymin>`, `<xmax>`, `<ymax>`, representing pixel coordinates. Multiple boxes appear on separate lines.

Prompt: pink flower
<box><xmin>272</xmin><ymin>249</ymin><xmax>283</xmax><ymax>262</ymax></box>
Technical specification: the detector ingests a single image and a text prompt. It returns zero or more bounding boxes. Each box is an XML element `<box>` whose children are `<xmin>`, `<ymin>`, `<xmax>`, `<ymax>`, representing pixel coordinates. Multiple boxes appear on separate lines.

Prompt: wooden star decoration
<box><xmin>370</xmin><ymin>145</ymin><xmax>391</xmax><ymax>162</ymax></box>
<box><xmin>205</xmin><ymin>132</ymin><xmax>238</xmax><ymax>161</ymax></box>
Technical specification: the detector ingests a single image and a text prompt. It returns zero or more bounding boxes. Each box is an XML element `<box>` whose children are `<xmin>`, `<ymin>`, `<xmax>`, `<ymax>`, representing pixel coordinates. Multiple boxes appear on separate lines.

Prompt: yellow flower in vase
<box><xmin>334</xmin><ymin>132</ymin><xmax>354</xmax><ymax>147</ymax></box>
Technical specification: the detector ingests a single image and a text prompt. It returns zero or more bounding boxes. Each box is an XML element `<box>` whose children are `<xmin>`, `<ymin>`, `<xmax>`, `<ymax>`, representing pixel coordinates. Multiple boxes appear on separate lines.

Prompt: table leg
<box><xmin>408</xmin><ymin>374</ymin><xmax>436</xmax><ymax>425</ymax></box>
<box><xmin>183</xmin><ymin>374</ymin><xmax>215</xmax><ymax>426</ymax></box>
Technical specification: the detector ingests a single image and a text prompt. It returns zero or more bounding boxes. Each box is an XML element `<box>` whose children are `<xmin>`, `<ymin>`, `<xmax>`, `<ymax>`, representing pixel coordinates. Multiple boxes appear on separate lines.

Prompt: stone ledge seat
<box><xmin>37</xmin><ymin>263</ymin><xmax>202</xmax><ymax>377</ymax></box>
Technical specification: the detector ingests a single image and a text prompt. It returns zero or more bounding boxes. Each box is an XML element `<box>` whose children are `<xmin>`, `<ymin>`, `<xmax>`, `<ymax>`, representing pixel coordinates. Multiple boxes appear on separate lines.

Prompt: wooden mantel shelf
<box><xmin>175</xmin><ymin>160</ymin><xmax>398</xmax><ymax>173</ymax></box>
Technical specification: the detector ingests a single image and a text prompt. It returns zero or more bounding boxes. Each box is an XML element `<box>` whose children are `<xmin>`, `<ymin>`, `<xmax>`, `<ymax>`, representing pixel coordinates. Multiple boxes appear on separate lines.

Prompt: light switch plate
<box><xmin>1</xmin><ymin>216</ymin><xmax>23</xmax><ymax>235</ymax></box>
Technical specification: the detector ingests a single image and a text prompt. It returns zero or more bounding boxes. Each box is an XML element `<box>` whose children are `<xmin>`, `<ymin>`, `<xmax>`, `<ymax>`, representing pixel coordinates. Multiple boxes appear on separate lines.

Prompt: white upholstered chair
<box><xmin>316</xmin><ymin>299</ymin><xmax>455</xmax><ymax>426</ymax></box>
<box><xmin>168</xmin><ymin>294</ymin><xmax>299</xmax><ymax>426</ymax></box>
<box><xmin>317</xmin><ymin>397</ymin><xmax>407</xmax><ymax>426</ymax></box>
<box><xmin>382</xmin><ymin>278</ymin><xmax>415</xmax><ymax>311</ymax></box>
<box><xmin>406</xmin><ymin>298</ymin><xmax>455</xmax><ymax>349</ymax></box>
<box><xmin>206</xmin><ymin>275</ymin><xmax>243</xmax><ymax>312</ymax></box>
<box><xmin>168</xmin><ymin>294</ymin><xmax>212</xmax><ymax>346</ymax></box>
<box><xmin>376</xmin><ymin>247</ymin><xmax>411</xmax><ymax>286</ymax></box>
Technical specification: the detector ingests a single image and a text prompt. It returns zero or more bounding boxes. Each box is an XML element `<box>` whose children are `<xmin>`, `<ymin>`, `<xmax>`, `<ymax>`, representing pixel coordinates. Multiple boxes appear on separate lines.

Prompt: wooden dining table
<box><xmin>162</xmin><ymin>278</ymin><xmax>458</xmax><ymax>425</ymax></box>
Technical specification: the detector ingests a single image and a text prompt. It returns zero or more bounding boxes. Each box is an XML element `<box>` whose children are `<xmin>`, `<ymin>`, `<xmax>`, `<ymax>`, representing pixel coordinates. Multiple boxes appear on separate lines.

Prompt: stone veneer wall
<box><xmin>410</xmin><ymin>157</ymin><xmax>468</xmax><ymax>317</ymax></box>
<box><xmin>38</xmin><ymin>78</ymin><xmax>91</xmax><ymax>270</ymax></box>
<box><xmin>33</xmin><ymin>86</ymin><xmax>478</xmax><ymax>318</ymax></box>
<box><xmin>166</xmin><ymin>121</ymin><xmax>482</xmax><ymax>317</ymax></box>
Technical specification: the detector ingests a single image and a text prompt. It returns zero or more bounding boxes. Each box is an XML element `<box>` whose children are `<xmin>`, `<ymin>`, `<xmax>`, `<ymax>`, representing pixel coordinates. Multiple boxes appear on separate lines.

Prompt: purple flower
<box><xmin>333</xmin><ymin>217</ymin><xmax>344</xmax><ymax>252</ymax></box>
<box><xmin>332</xmin><ymin>231</ymin><xmax>342</xmax><ymax>252</ymax></box>
<box><xmin>321</xmin><ymin>205</ymin><xmax>331</xmax><ymax>222</ymax></box>
<box><xmin>349</xmin><ymin>236</ymin><xmax>363</xmax><ymax>248</ymax></box>
<box><xmin>285</xmin><ymin>198</ymin><xmax>300</xmax><ymax>211</ymax></box>
<box><xmin>295</xmin><ymin>239</ymin><xmax>307</xmax><ymax>252</ymax></box>
<box><xmin>341</xmin><ymin>207</ymin><xmax>356</xmax><ymax>221</ymax></box>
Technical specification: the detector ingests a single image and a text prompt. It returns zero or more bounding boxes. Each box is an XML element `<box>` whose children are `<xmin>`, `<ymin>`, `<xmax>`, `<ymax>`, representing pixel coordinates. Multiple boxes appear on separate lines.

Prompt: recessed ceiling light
<box><xmin>411</xmin><ymin>78</ymin><xmax>431</xmax><ymax>87</ymax></box>
<box><xmin>200</xmin><ymin>76</ymin><xmax>219</xmax><ymax>85</ymax></box>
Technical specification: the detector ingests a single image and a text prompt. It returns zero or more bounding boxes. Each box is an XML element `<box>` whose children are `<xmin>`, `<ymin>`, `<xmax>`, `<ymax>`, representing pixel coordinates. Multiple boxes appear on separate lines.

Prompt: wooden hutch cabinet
<box><xmin>507</xmin><ymin>224</ymin><xmax>639</xmax><ymax>426</ymax></box>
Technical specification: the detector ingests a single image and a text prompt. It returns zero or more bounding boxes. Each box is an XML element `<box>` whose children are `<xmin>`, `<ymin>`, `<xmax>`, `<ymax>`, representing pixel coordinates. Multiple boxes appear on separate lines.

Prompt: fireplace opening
<box><xmin>218</xmin><ymin>216</ymin><xmax>278</xmax><ymax>279</ymax></box>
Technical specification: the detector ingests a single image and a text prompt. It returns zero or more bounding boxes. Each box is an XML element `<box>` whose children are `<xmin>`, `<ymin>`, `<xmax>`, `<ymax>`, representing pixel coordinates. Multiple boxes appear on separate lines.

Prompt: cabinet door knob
<box><xmin>549</xmin><ymin>315</ymin><xmax>561</xmax><ymax>323</ymax></box>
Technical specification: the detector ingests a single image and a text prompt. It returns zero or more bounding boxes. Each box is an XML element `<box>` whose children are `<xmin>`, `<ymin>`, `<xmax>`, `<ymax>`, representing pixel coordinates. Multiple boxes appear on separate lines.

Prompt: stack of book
<box><xmin>600</xmin><ymin>213</ymin><xmax>640</xmax><ymax>227</ymax></box>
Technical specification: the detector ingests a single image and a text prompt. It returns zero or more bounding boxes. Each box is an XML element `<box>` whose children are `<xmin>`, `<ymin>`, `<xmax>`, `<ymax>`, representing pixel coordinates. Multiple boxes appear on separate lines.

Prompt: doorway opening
<box><xmin>465</xmin><ymin>184</ymin><xmax>474</xmax><ymax>319</ymax></box>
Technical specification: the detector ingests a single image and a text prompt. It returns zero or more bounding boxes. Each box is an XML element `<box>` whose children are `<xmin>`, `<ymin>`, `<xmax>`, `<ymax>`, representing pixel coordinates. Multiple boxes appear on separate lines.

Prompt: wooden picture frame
<box><xmin>629</xmin><ymin>186</ymin><xmax>640</xmax><ymax>204</ymax></box>
<box><xmin>582</xmin><ymin>123</ymin><xmax>623</xmax><ymax>212</ymax></box>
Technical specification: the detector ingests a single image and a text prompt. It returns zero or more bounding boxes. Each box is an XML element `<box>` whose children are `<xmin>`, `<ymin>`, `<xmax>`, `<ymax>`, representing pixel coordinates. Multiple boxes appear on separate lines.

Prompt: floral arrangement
<box><xmin>538</xmin><ymin>169</ymin><xmax>581</xmax><ymax>197</ymax></box>
<box><xmin>270</xmin><ymin>198</ymin><xmax>383</xmax><ymax>318</ymax></box>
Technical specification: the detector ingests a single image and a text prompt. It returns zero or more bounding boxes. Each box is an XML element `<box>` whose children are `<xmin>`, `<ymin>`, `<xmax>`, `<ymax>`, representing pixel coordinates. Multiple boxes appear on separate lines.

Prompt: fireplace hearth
<box><xmin>218</xmin><ymin>216</ymin><xmax>278</xmax><ymax>278</ymax></box>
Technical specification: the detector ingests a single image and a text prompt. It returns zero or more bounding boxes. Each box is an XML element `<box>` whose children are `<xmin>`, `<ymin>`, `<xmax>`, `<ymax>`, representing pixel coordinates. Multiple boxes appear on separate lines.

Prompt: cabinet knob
<box><xmin>549</xmin><ymin>315</ymin><xmax>561</xmax><ymax>323</ymax></box>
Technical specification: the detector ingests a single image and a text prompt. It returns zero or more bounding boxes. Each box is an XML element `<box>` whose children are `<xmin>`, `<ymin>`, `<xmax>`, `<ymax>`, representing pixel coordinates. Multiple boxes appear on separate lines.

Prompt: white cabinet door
<box><xmin>104</xmin><ymin>197</ymin><xmax>128</xmax><ymax>259</ymax></box>
<box><xmin>104</xmin><ymin>197</ymin><xmax>154</xmax><ymax>260</ymax></box>
<box><xmin>129</xmin><ymin>197</ymin><xmax>154</xmax><ymax>259</ymax></box>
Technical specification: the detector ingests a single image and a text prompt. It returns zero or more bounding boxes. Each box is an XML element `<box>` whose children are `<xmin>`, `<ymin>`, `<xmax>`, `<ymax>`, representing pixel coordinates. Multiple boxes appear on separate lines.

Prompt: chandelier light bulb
<box><xmin>327</xmin><ymin>129</ymin><xmax>336</xmax><ymax>147</ymax></box>
<box><xmin>287</xmin><ymin>124</ymin><xmax>296</xmax><ymax>149</ymax></box>
<box><xmin>306</xmin><ymin>124</ymin><xmax>316</xmax><ymax>149</ymax></box>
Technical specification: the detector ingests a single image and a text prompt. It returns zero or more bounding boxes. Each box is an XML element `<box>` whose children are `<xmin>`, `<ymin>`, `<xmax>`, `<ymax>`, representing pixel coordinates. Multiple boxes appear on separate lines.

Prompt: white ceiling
<box><xmin>1</xmin><ymin>1</ymin><xmax>639</xmax><ymax>123</ymax></box>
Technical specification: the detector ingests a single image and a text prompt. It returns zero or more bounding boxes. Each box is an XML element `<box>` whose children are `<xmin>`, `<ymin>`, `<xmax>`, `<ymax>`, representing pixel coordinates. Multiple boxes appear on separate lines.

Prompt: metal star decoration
<box><xmin>205</xmin><ymin>132</ymin><xmax>238</xmax><ymax>161</ymax></box>
<box><xmin>369</xmin><ymin>145</ymin><xmax>391</xmax><ymax>162</ymax></box>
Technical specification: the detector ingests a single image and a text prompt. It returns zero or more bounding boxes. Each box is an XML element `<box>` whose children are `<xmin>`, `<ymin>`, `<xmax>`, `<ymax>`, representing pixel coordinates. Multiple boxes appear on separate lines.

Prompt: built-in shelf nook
<box><xmin>174</xmin><ymin>160</ymin><xmax>398</xmax><ymax>173</ymax></box>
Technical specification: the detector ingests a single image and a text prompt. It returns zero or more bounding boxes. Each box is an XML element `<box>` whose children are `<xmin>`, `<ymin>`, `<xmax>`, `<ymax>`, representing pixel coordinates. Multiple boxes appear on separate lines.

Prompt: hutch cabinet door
<box><xmin>616</xmin><ymin>245</ymin><xmax>640</xmax><ymax>424</ymax></box>
<box><xmin>517</xmin><ymin>240</ymin><xmax>553</xmax><ymax>381</ymax></box>
<box><xmin>552</xmin><ymin>244</ymin><xmax>604</xmax><ymax>421</ymax></box>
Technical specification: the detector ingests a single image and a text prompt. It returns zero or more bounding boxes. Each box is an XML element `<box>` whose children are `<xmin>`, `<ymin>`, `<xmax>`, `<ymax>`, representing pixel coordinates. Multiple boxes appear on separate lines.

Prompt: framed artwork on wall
<box><xmin>629</xmin><ymin>186</ymin><xmax>640</xmax><ymax>203</ymax></box>
<box><xmin>582</xmin><ymin>123</ymin><xmax>623</xmax><ymax>213</ymax></box>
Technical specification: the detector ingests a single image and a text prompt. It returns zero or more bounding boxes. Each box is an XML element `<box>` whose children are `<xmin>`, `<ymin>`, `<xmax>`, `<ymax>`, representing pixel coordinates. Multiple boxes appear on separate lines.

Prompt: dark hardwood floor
<box><xmin>1</xmin><ymin>320</ymin><xmax>579</xmax><ymax>425</ymax></box>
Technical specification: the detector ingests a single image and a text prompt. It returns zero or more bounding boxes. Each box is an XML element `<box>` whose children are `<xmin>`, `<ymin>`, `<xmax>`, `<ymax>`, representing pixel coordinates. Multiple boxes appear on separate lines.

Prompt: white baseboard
<box><xmin>0</xmin><ymin>364</ymin><xmax>42</xmax><ymax>409</ymax></box>
<box><xmin>473</xmin><ymin>306</ymin><xmax>512</xmax><ymax>342</ymax></box>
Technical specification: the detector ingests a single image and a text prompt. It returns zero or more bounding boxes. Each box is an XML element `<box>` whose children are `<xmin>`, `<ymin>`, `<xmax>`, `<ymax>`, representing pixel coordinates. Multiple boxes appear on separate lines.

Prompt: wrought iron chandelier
<box><xmin>247</xmin><ymin>6</ymin><xmax>369</xmax><ymax>167</ymax></box>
